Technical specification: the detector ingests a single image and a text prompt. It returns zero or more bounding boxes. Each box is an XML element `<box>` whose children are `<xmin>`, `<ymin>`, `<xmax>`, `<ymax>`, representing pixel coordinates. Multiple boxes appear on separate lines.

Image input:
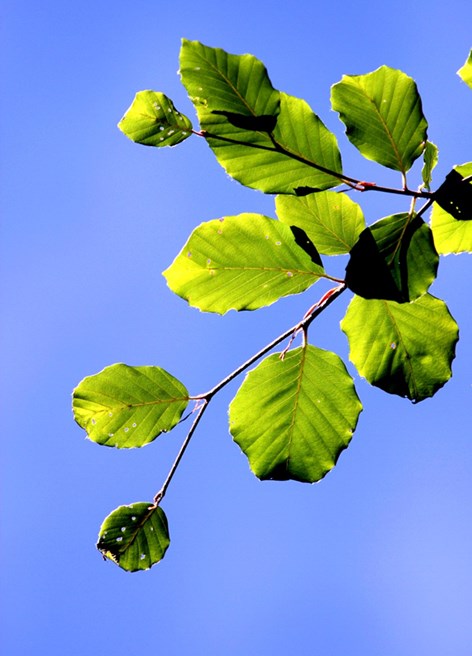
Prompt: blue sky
<box><xmin>2</xmin><ymin>1</ymin><xmax>472</xmax><ymax>654</ymax></box>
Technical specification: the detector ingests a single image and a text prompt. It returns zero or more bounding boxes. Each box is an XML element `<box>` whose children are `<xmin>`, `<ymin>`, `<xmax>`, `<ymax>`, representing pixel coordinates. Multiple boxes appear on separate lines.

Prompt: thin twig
<box><xmin>153</xmin><ymin>400</ymin><xmax>208</xmax><ymax>505</ymax></box>
<box><xmin>153</xmin><ymin>283</ymin><xmax>347</xmax><ymax>504</ymax></box>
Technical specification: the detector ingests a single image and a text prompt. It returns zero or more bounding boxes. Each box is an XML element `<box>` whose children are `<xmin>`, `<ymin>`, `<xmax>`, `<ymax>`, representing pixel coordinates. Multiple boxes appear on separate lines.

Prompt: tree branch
<box><xmin>192</xmin><ymin>129</ymin><xmax>433</xmax><ymax>199</ymax></box>
<box><xmin>153</xmin><ymin>283</ymin><xmax>347</xmax><ymax>504</ymax></box>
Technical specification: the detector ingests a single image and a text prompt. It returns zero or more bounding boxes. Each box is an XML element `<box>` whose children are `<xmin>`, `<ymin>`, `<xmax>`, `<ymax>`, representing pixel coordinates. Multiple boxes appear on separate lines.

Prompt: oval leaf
<box><xmin>229</xmin><ymin>345</ymin><xmax>362</xmax><ymax>483</ymax></box>
<box><xmin>331</xmin><ymin>66</ymin><xmax>427</xmax><ymax>174</ymax></box>
<box><xmin>97</xmin><ymin>502</ymin><xmax>170</xmax><ymax>572</ymax></box>
<box><xmin>276</xmin><ymin>191</ymin><xmax>365</xmax><ymax>254</ymax></box>
<box><xmin>345</xmin><ymin>213</ymin><xmax>439</xmax><ymax>302</ymax></box>
<box><xmin>431</xmin><ymin>163</ymin><xmax>472</xmax><ymax>253</ymax></box>
<box><xmin>73</xmin><ymin>364</ymin><xmax>189</xmax><ymax>448</ymax></box>
<box><xmin>118</xmin><ymin>90</ymin><xmax>193</xmax><ymax>147</ymax></box>
<box><xmin>341</xmin><ymin>294</ymin><xmax>459</xmax><ymax>402</ymax></box>
<box><xmin>457</xmin><ymin>49</ymin><xmax>472</xmax><ymax>89</ymax></box>
<box><xmin>163</xmin><ymin>213</ymin><xmax>326</xmax><ymax>314</ymax></box>
<box><xmin>180</xmin><ymin>40</ymin><xmax>342</xmax><ymax>193</ymax></box>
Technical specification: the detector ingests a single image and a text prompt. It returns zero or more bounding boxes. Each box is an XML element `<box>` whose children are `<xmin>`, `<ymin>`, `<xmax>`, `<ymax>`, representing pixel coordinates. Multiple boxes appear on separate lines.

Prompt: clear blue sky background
<box><xmin>2</xmin><ymin>1</ymin><xmax>472</xmax><ymax>654</ymax></box>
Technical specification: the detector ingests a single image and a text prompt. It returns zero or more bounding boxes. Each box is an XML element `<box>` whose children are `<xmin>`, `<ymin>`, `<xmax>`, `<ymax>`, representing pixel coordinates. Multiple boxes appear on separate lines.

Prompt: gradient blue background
<box><xmin>3</xmin><ymin>1</ymin><xmax>472</xmax><ymax>654</ymax></box>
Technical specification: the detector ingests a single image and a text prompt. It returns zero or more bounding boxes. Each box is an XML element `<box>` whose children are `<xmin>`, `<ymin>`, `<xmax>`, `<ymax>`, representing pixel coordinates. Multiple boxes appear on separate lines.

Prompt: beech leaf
<box><xmin>341</xmin><ymin>294</ymin><xmax>459</xmax><ymax>402</ymax></box>
<box><xmin>331</xmin><ymin>66</ymin><xmax>427</xmax><ymax>173</ymax></box>
<box><xmin>229</xmin><ymin>346</ymin><xmax>362</xmax><ymax>482</ymax></box>
<box><xmin>73</xmin><ymin>364</ymin><xmax>189</xmax><ymax>448</ymax></box>
<box><xmin>118</xmin><ymin>90</ymin><xmax>193</xmax><ymax>147</ymax></box>
<box><xmin>163</xmin><ymin>213</ymin><xmax>326</xmax><ymax>314</ymax></box>
<box><xmin>97</xmin><ymin>502</ymin><xmax>170</xmax><ymax>572</ymax></box>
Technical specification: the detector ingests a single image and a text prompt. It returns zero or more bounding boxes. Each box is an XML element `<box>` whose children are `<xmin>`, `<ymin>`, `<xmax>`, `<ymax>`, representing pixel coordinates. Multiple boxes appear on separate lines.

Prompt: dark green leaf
<box><xmin>229</xmin><ymin>345</ymin><xmax>362</xmax><ymax>482</ymax></box>
<box><xmin>331</xmin><ymin>66</ymin><xmax>427</xmax><ymax>174</ymax></box>
<box><xmin>118</xmin><ymin>91</ymin><xmax>193</xmax><ymax>147</ymax></box>
<box><xmin>276</xmin><ymin>191</ymin><xmax>365</xmax><ymax>255</ymax></box>
<box><xmin>73</xmin><ymin>364</ymin><xmax>189</xmax><ymax>448</ymax></box>
<box><xmin>345</xmin><ymin>213</ymin><xmax>439</xmax><ymax>302</ymax></box>
<box><xmin>341</xmin><ymin>294</ymin><xmax>459</xmax><ymax>402</ymax></box>
<box><xmin>97</xmin><ymin>502</ymin><xmax>170</xmax><ymax>572</ymax></box>
<box><xmin>180</xmin><ymin>40</ymin><xmax>342</xmax><ymax>193</ymax></box>
<box><xmin>163</xmin><ymin>213</ymin><xmax>326</xmax><ymax>314</ymax></box>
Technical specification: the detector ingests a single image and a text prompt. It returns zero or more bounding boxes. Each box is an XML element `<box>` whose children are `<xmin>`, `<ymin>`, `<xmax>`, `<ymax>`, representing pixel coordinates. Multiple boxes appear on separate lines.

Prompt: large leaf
<box><xmin>345</xmin><ymin>213</ymin><xmax>439</xmax><ymax>302</ymax></box>
<box><xmin>179</xmin><ymin>39</ymin><xmax>280</xmax><ymax>120</ymax></box>
<box><xmin>431</xmin><ymin>163</ymin><xmax>472</xmax><ymax>253</ymax></box>
<box><xmin>341</xmin><ymin>294</ymin><xmax>458</xmax><ymax>402</ymax></box>
<box><xmin>229</xmin><ymin>345</ymin><xmax>362</xmax><ymax>482</ymax></box>
<box><xmin>180</xmin><ymin>40</ymin><xmax>342</xmax><ymax>194</ymax></box>
<box><xmin>458</xmin><ymin>49</ymin><xmax>472</xmax><ymax>89</ymax></box>
<box><xmin>73</xmin><ymin>364</ymin><xmax>189</xmax><ymax>448</ymax></box>
<box><xmin>118</xmin><ymin>91</ymin><xmax>193</xmax><ymax>147</ymax></box>
<box><xmin>97</xmin><ymin>502</ymin><xmax>170</xmax><ymax>572</ymax></box>
<box><xmin>163</xmin><ymin>213</ymin><xmax>326</xmax><ymax>314</ymax></box>
<box><xmin>331</xmin><ymin>66</ymin><xmax>427</xmax><ymax>174</ymax></box>
<box><xmin>276</xmin><ymin>191</ymin><xmax>365</xmax><ymax>255</ymax></box>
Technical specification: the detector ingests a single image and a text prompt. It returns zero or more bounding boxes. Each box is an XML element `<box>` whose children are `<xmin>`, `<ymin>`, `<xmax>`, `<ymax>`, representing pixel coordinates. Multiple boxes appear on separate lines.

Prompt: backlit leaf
<box><xmin>431</xmin><ymin>163</ymin><xmax>472</xmax><ymax>253</ymax></box>
<box><xmin>97</xmin><ymin>502</ymin><xmax>170</xmax><ymax>572</ymax></box>
<box><xmin>163</xmin><ymin>213</ymin><xmax>326</xmax><ymax>314</ymax></box>
<box><xmin>229</xmin><ymin>345</ymin><xmax>362</xmax><ymax>482</ymax></box>
<box><xmin>331</xmin><ymin>66</ymin><xmax>427</xmax><ymax>174</ymax></box>
<box><xmin>341</xmin><ymin>294</ymin><xmax>458</xmax><ymax>402</ymax></box>
<box><xmin>118</xmin><ymin>90</ymin><xmax>193</xmax><ymax>147</ymax></box>
<box><xmin>421</xmin><ymin>141</ymin><xmax>438</xmax><ymax>191</ymax></box>
<box><xmin>345</xmin><ymin>213</ymin><xmax>439</xmax><ymax>302</ymax></box>
<box><xmin>457</xmin><ymin>49</ymin><xmax>472</xmax><ymax>89</ymax></box>
<box><xmin>276</xmin><ymin>191</ymin><xmax>365</xmax><ymax>254</ymax></box>
<box><xmin>73</xmin><ymin>364</ymin><xmax>189</xmax><ymax>448</ymax></box>
<box><xmin>180</xmin><ymin>40</ymin><xmax>342</xmax><ymax>193</ymax></box>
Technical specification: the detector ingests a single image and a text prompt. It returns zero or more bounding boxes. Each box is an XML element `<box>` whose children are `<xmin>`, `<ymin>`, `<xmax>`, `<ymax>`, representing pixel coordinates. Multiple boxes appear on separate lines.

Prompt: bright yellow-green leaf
<box><xmin>163</xmin><ymin>213</ymin><xmax>326</xmax><ymax>314</ymax></box>
<box><xmin>229</xmin><ymin>345</ymin><xmax>362</xmax><ymax>482</ymax></box>
<box><xmin>341</xmin><ymin>294</ymin><xmax>458</xmax><ymax>402</ymax></box>
<box><xmin>73</xmin><ymin>363</ymin><xmax>189</xmax><ymax>448</ymax></box>
<box><xmin>431</xmin><ymin>162</ymin><xmax>472</xmax><ymax>253</ymax></box>
<box><xmin>118</xmin><ymin>90</ymin><xmax>193</xmax><ymax>147</ymax></box>
<box><xmin>457</xmin><ymin>49</ymin><xmax>472</xmax><ymax>89</ymax></box>
<box><xmin>180</xmin><ymin>40</ymin><xmax>342</xmax><ymax>193</ymax></box>
<box><xmin>331</xmin><ymin>66</ymin><xmax>427</xmax><ymax>174</ymax></box>
<box><xmin>276</xmin><ymin>191</ymin><xmax>365</xmax><ymax>254</ymax></box>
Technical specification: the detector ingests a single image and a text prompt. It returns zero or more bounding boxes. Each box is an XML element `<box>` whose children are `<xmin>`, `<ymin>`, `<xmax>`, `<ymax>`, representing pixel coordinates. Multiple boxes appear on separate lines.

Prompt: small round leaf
<box><xmin>97</xmin><ymin>502</ymin><xmax>170</xmax><ymax>572</ymax></box>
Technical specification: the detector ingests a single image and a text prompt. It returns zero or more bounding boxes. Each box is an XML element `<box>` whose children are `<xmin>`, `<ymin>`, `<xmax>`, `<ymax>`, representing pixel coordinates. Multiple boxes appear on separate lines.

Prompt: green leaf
<box><xmin>341</xmin><ymin>294</ymin><xmax>458</xmax><ymax>402</ymax></box>
<box><xmin>331</xmin><ymin>66</ymin><xmax>427</xmax><ymax>174</ymax></box>
<box><xmin>434</xmin><ymin>166</ymin><xmax>472</xmax><ymax>220</ymax></box>
<box><xmin>345</xmin><ymin>213</ymin><xmax>439</xmax><ymax>303</ymax></box>
<box><xmin>431</xmin><ymin>163</ymin><xmax>472</xmax><ymax>253</ymax></box>
<box><xmin>180</xmin><ymin>40</ymin><xmax>342</xmax><ymax>193</ymax></box>
<box><xmin>118</xmin><ymin>90</ymin><xmax>193</xmax><ymax>147</ymax></box>
<box><xmin>229</xmin><ymin>345</ymin><xmax>362</xmax><ymax>482</ymax></box>
<box><xmin>97</xmin><ymin>502</ymin><xmax>170</xmax><ymax>572</ymax></box>
<box><xmin>457</xmin><ymin>49</ymin><xmax>472</xmax><ymax>89</ymax></box>
<box><xmin>421</xmin><ymin>141</ymin><xmax>439</xmax><ymax>191</ymax></box>
<box><xmin>73</xmin><ymin>363</ymin><xmax>189</xmax><ymax>448</ymax></box>
<box><xmin>276</xmin><ymin>191</ymin><xmax>366</xmax><ymax>255</ymax></box>
<box><xmin>163</xmin><ymin>213</ymin><xmax>326</xmax><ymax>314</ymax></box>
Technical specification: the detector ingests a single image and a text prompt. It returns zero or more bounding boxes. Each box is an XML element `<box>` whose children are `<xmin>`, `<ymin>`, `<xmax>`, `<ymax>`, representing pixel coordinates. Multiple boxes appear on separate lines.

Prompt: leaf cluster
<box><xmin>73</xmin><ymin>43</ymin><xmax>472</xmax><ymax>571</ymax></box>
